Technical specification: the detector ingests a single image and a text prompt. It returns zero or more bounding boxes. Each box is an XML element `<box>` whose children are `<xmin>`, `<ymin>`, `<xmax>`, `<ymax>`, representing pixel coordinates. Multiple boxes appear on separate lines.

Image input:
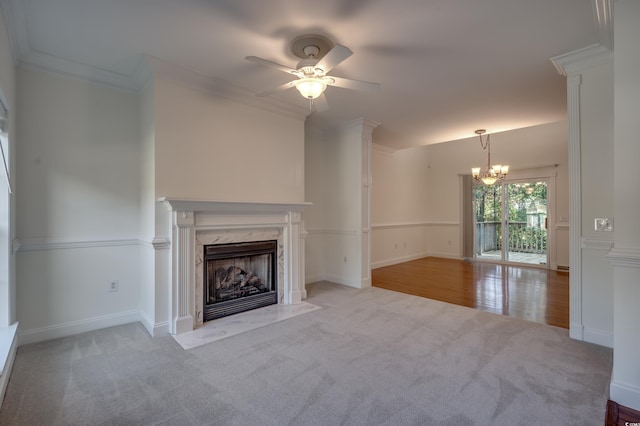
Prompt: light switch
<box><xmin>594</xmin><ymin>217</ymin><xmax>613</xmax><ymax>232</ymax></box>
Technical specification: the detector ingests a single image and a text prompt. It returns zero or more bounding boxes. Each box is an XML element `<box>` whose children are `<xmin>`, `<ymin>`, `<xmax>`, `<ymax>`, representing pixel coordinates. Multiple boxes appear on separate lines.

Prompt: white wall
<box><xmin>142</xmin><ymin>71</ymin><xmax>306</xmax><ymax>334</ymax></box>
<box><xmin>138</xmin><ymin>77</ymin><xmax>160</xmax><ymax>333</ymax></box>
<box><xmin>154</xmin><ymin>77</ymin><xmax>305</xmax><ymax>202</ymax></box>
<box><xmin>371</xmin><ymin>122</ymin><xmax>569</xmax><ymax>268</ymax></box>
<box><xmin>305</xmin><ymin>120</ymin><xmax>365</xmax><ymax>287</ymax></box>
<box><xmin>579</xmin><ymin>60</ymin><xmax>614</xmax><ymax>347</ymax></box>
<box><xmin>15</xmin><ymin>68</ymin><xmax>141</xmax><ymax>343</ymax></box>
<box><xmin>610</xmin><ymin>0</ymin><xmax>640</xmax><ymax>409</ymax></box>
<box><xmin>371</xmin><ymin>144</ymin><xmax>430</xmax><ymax>267</ymax></box>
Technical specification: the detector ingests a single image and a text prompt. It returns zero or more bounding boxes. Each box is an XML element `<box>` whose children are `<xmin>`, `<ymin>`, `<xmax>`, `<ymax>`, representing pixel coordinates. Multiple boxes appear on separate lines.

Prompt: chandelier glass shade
<box><xmin>471</xmin><ymin>129</ymin><xmax>509</xmax><ymax>185</ymax></box>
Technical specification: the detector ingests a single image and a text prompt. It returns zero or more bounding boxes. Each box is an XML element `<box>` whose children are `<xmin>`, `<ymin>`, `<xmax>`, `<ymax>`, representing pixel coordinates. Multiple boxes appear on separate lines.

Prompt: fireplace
<box><xmin>161</xmin><ymin>198</ymin><xmax>309</xmax><ymax>335</ymax></box>
<box><xmin>203</xmin><ymin>240</ymin><xmax>277</xmax><ymax>321</ymax></box>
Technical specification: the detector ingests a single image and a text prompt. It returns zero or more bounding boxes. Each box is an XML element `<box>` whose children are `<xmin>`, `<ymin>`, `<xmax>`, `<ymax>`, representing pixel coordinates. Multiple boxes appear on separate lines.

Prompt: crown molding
<box><xmin>550</xmin><ymin>44</ymin><xmax>613</xmax><ymax>76</ymax></box>
<box><xmin>550</xmin><ymin>0</ymin><xmax>613</xmax><ymax>75</ymax></box>
<box><xmin>0</xmin><ymin>0</ymin><xmax>307</xmax><ymax>120</ymax></box>
<box><xmin>372</xmin><ymin>143</ymin><xmax>398</xmax><ymax>156</ymax></box>
<box><xmin>144</xmin><ymin>57</ymin><xmax>308</xmax><ymax>121</ymax></box>
<box><xmin>592</xmin><ymin>0</ymin><xmax>614</xmax><ymax>50</ymax></box>
<box><xmin>0</xmin><ymin>0</ymin><xmax>28</xmax><ymax>64</ymax></box>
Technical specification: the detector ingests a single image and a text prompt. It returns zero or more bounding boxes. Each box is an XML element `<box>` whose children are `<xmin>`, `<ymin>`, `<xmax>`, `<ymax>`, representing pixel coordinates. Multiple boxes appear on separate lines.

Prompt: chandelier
<box><xmin>471</xmin><ymin>129</ymin><xmax>509</xmax><ymax>185</ymax></box>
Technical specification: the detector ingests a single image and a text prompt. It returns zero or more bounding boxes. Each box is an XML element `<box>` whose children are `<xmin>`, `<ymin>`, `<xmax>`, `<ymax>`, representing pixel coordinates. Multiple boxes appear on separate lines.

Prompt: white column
<box><xmin>300</xmin><ymin>224</ymin><xmax>308</xmax><ymax>299</ymax></box>
<box><xmin>284</xmin><ymin>211</ymin><xmax>303</xmax><ymax>304</ymax></box>
<box><xmin>567</xmin><ymin>74</ymin><xmax>583</xmax><ymax>340</ymax></box>
<box><xmin>173</xmin><ymin>210</ymin><xmax>195</xmax><ymax>334</ymax></box>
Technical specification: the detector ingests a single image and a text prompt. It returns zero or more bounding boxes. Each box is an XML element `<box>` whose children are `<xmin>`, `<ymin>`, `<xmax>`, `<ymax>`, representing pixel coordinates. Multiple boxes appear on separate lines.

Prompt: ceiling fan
<box><xmin>245</xmin><ymin>34</ymin><xmax>380</xmax><ymax>110</ymax></box>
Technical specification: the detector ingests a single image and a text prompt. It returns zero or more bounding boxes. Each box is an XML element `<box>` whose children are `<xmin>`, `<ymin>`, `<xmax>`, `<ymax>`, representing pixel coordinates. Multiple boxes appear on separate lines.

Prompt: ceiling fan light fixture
<box><xmin>294</xmin><ymin>78</ymin><xmax>327</xmax><ymax>99</ymax></box>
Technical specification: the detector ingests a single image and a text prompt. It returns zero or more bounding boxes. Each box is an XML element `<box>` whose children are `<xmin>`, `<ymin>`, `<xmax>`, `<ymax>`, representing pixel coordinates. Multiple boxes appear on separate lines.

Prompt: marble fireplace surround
<box><xmin>162</xmin><ymin>198</ymin><xmax>310</xmax><ymax>335</ymax></box>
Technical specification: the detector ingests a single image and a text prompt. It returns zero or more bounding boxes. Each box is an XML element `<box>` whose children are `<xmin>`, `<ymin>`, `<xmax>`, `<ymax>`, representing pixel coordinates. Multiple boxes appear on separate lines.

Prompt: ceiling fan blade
<box><xmin>326</xmin><ymin>76</ymin><xmax>380</xmax><ymax>93</ymax></box>
<box><xmin>315</xmin><ymin>45</ymin><xmax>353</xmax><ymax>74</ymax></box>
<box><xmin>245</xmin><ymin>56</ymin><xmax>300</xmax><ymax>76</ymax></box>
<box><xmin>256</xmin><ymin>80</ymin><xmax>296</xmax><ymax>97</ymax></box>
<box><xmin>313</xmin><ymin>93</ymin><xmax>329</xmax><ymax>112</ymax></box>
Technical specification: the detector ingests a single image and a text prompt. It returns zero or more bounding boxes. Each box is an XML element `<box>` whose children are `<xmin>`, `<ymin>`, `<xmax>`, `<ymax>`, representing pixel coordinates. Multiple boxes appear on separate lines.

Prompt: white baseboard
<box><xmin>426</xmin><ymin>252</ymin><xmax>463</xmax><ymax>260</ymax></box>
<box><xmin>139</xmin><ymin>310</ymin><xmax>169</xmax><ymax>337</ymax></box>
<box><xmin>0</xmin><ymin>323</ymin><xmax>18</xmax><ymax>411</ymax></box>
<box><xmin>569</xmin><ymin>323</ymin><xmax>612</xmax><ymax>348</ymax></box>
<box><xmin>305</xmin><ymin>274</ymin><xmax>326</xmax><ymax>285</ymax></box>
<box><xmin>570</xmin><ymin>323</ymin><xmax>584</xmax><ymax>341</ymax></box>
<box><xmin>306</xmin><ymin>274</ymin><xmax>362</xmax><ymax>288</ymax></box>
<box><xmin>610</xmin><ymin>380</ymin><xmax>640</xmax><ymax>411</ymax></box>
<box><xmin>583</xmin><ymin>326</ymin><xmax>613</xmax><ymax>348</ymax></box>
<box><xmin>371</xmin><ymin>252</ymin><xmax>430</xmax><ymax>269</ymax></box>
<box><xmin>18</xmin><ymin>310</ymin><xmax>140</xmax><ymax>346</ymax></box>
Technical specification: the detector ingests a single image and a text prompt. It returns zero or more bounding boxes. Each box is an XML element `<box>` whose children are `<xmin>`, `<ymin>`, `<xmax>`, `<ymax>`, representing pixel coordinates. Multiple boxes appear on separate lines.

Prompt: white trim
<box><xmin>15</xmin><ymin>237</ymin><xmax>140</xmax><ymax>252</ymax></box>
<box><xmin>306</xmin><ymin>228</ymin><xmax>358</xmax><ymax>236</ymax></box>
<box><xmin>371</xmin><ymin>143</ymin><xmax>397</xmax><ymax>157</ymax></box>
<box><xmin>19</xmin><ymin>52</ymin><xmax>141</xmax><ymax>92</ymax></box>
<box><xmin>570</xmin><ymin>322</ymin><xmax>584</xmax><ymax>340</ymax></box>
<box><xmin>550</xmin><ymin>44</ymin><xmax>613</xmax><ymax>76</ymax></box>
<box><xmin>607</xmin><ymin>247</ymin><xmax>640</xmax><ymax>268</ymax></box>
<box><xmin>0</xmin><ymin>323</ymin><xmax>16</xmax><ymax>376</ymax></box>
<box><xmin>372</xmin><ymin>252</ymin><xmax>431</xmax><ymax>269</ymax></box>
<box><xmin>321</xmin><ymin>274</ymin><xmax>362</xmax><ymax>289</ymax></box>
<box><xmin>160</xmin><ymin>198</ymin><xmax>310</xmax><ymax>214</ymax></box>
<box><xmin>162</xmin><ymin>199</ymin><xmax>309</xmax><ymax>334</ymax></box>
<box><xmin>138</xmin><ymin>310</ymin><xmax>169</xmax><ymax>338</ymax></box>
<box><xmin>556</xmin><ymin>222</ymin><xmax>569</xmax><ymax>231</ymax></box>
<box><xmin>0</xmin><ymin>2</ymin><xmax>309</xmax><ymax>119</ymax></box>
<box><xmin>583</xmin><ymin>326</ymin><xmax>613</xmax><ymax>348</ymax></box>
<box><xmin>139</xmin><ymin>237</ymin><xmax>171</xmax><ymax>250</ymax></box>
<box><xmin>567</xmin><ymin>73</ymin><xmax>583</xmax><ymax>342</ymax></box>
<box><xmin>18</xmin><ymin>310</ymin><xmax>140</xmax><ymax>346</ymax></box>
<box><xmin>147</xmin><ymin>58</ymin><xmax>308</xmax><ymax>121</ymax></box>
<box><xmin>0</xmin><ymin>0</ymin><xmax>29</xmax><ymax>63</ymax></box>
<box><xmin>592</xmin><ymin>0</ymin><xmax>614</xmax><ymax>50</ymax></box>
<box><xmin>427</xmin><ymin>252</ymin><xmax>462</xmax><ymax>261</ymax></box>
<box><xmin>0</xmin><ymin>323</ymin><xmax>17</xmax><ymax>411</ymax></box>
<box><xmin>610</xmin><ymin>380</ymin><xmax>640</xmax><ymax>411</ymax></box>
<box><xmin>581</xmin><ymin>237</ymin><xmax>614</xmax><ymax>251</ymax></box>
<box><xmin>371</xmin><ymin>221</ymin><xmax>456</xmax><ymax>230</ymax></box>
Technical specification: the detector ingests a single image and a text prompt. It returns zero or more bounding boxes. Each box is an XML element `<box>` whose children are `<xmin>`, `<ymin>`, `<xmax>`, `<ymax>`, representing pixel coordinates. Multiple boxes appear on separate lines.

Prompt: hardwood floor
<box><xmin>371</xmin><ymin>257</ymin><xmax>569</xmax><ymax>328</ymax></box>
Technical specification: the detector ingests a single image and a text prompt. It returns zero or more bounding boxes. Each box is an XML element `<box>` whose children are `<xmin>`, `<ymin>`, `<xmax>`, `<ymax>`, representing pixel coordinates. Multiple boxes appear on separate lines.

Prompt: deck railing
<box><xmin>476</xmin><ymin>221</ymin><xmax>546</xmax><ymax>254</ymax></box>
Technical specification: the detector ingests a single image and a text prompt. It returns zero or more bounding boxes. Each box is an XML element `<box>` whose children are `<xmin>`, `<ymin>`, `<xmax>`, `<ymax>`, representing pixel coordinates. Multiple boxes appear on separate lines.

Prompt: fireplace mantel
<box><xmin>160</xmin><ymin>198</ymin><xmax>310</xmax><ymax>334</ymax></box>
<box><xmin>160</xmin><ymin>198</ymin><xmax>311</xmax><ymax>215</ymax></box>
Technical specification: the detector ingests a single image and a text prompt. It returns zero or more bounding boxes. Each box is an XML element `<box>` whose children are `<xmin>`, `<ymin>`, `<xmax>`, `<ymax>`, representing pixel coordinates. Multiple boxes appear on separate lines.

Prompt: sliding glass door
<box><xmin>473</xmin><ymin>180</ymin><xmax>548</xmax><ymax>266</ymax></box>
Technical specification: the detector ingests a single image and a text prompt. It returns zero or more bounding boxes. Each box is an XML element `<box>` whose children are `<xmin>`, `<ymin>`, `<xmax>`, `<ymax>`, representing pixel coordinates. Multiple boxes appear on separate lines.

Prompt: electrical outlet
<box><xmin>594</xmin><ymin>218</ymin><xmax>613</xmax><ymax>232</ymax></box>
<box><xmin>344</xmin><ymin>256</ymin><xmax>348</xmax><ymax>263</ymax></box>
<box><xmin>108</xmin><ymin>281</ymin><xmax>119</xmax><ymax>292</ymax></box>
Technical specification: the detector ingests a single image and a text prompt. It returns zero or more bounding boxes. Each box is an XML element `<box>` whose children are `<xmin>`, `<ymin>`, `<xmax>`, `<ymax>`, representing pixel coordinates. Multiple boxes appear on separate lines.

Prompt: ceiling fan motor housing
<box><xmin>290</xmin><ymin>34</ymin><xmax>334</xmax><ymax>59</ymax></box>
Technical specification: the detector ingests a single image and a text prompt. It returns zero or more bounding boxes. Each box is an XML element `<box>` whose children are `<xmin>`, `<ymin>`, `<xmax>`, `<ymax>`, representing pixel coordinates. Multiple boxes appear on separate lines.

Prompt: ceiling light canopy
<box><xmin>471</xmin><ymin>129</ymin><xmax>509</xmax><ymax>185</ymax></box>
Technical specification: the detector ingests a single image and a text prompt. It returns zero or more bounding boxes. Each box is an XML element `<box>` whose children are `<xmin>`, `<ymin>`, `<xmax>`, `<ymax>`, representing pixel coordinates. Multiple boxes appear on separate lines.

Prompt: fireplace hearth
<box><xmin>203</xmin><ymin>240</ymin><xmax>277</xmax><ymax>321</ymax></box>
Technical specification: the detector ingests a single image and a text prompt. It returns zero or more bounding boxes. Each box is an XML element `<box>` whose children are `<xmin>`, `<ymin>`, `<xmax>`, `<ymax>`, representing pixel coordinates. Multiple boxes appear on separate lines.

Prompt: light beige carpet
<box><xmin>0</xmin><ymin>281</ymin><xmax>612</xmax><ymax>425</ymax></box>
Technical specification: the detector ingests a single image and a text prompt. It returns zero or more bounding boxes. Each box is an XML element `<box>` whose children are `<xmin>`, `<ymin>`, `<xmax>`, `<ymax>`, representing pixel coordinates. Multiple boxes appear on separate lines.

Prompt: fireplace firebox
<box><xmin>203</xmin><ymin>240</ymin><xmax>278</xmax><ymax>321</ymax></box>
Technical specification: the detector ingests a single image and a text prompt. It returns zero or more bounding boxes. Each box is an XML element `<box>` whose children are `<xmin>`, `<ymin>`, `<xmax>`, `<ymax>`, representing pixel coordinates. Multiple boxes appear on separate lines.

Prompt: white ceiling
<box><xmin>1</xmin><ymin>0</ymin><xmax>607</xmax><ymax>149</ymax></box>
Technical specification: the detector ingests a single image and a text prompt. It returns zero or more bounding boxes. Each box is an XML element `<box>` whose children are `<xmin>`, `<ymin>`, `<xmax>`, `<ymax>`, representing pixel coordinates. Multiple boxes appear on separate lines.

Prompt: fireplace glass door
<box><xmin>203</xmin><ymin>240</ymin><xmax>277</xmax><ymax>321</ymax></box>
